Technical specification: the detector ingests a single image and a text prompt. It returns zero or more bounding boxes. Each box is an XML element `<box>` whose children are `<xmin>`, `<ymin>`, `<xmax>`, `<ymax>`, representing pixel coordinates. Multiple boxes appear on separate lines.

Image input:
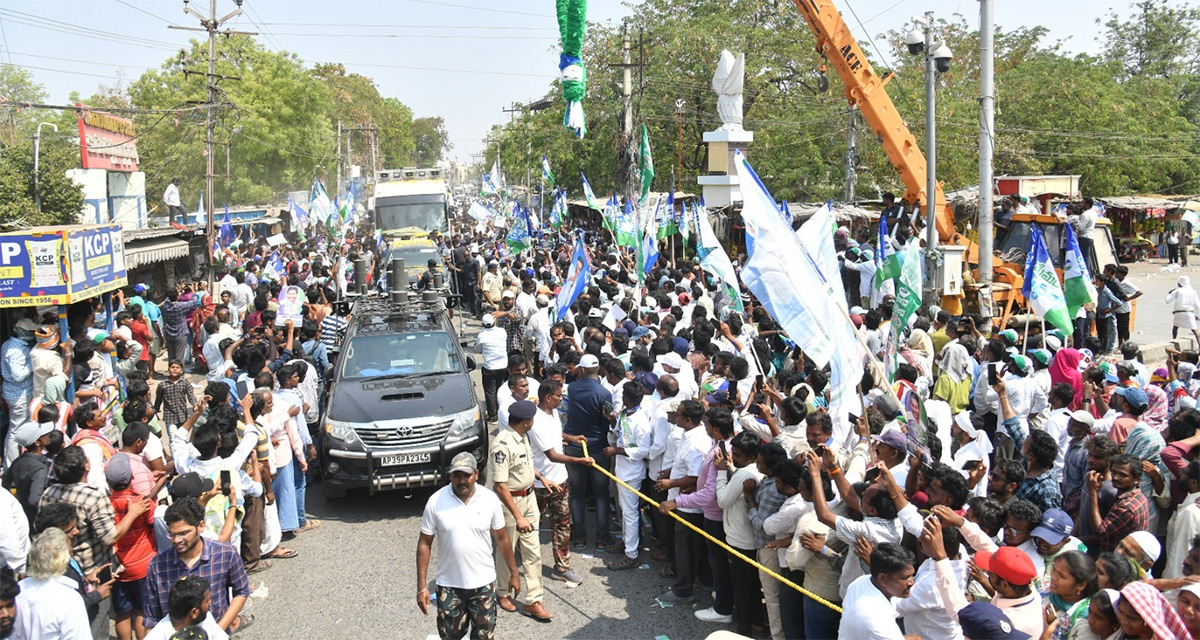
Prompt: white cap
<box><xmin>1068</xmin><ymin>410</ymin><xmax>1095</xmax><ymax>428</ymax></box>
<box><xmin>481</xmin><ymin>314</ymin><xmax>496</xmax><ymax>327</ymax></box>
<box><xmin>658</xmin><ymin>352</ymin><xmax>685</xmax><ymax>371</ymax></box>
<box><xmin>501</xmin><ymin>290</ymin><xmax>515</xmax><ymax>299</ymax></box>
<box><xmin>1128</xmin><ymin>531</ymin><xmax>1162</xmax><ymax>564</ymax></box>
<box><xmin>536</xmin><ymin>294</ymin><xmax>549</xmax><ymax>306</ymax></box>
<box><xmin>579</xmin><ymin>354</ymin><xmax>600</xmax><ymax>368</ymax></box>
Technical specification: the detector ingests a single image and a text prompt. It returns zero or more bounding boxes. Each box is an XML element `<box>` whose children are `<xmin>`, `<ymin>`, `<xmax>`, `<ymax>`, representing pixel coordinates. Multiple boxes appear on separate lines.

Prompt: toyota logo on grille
<box><xmin>396</xmin><ymin>425</ymin><xmax>414</xmax><ymax>439</ymax></box>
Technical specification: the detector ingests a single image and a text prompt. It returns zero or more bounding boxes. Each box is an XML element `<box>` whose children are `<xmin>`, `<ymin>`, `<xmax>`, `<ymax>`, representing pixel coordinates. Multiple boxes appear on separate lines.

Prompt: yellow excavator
<box><xmin>788</xmin><ymin>0</ymin><xmax>1121</xmax><ymax>324</ymax></box>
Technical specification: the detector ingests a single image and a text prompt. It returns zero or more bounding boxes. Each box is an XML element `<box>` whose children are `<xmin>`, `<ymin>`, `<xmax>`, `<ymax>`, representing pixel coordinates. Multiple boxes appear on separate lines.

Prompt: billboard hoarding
<box><xmin>77</xmin><ymin>106</ymin><xmax>140</xmax><ymax>172</ymax></box>
<box><xmin>0</xmin><ymin>225</ymin><xmax>128</xmax><ymax>308</ymax></box>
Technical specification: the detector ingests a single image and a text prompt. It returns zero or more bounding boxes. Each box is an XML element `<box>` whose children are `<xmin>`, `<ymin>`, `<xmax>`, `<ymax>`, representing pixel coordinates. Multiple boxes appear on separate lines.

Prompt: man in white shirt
<box><xmin>605</xmin><ymin>383</ymin><xmax>652</xmax><ymax>570</ymax></box>
<box><xmin>477</xmin><ymin>314</ymin><xmax>509</xmax><ymax>423</ymax></box>
<box><xmin>526</xmin><ymin>295</ymin><xmax>553</xmax><ymax>371</ymax></box>
<box><xmin>838</xmin><ymin>542</ymin><xmax>916</xmax><ymax>640</ymax></box>
<box><xmin>528</xmin><ymin>381</ymin><xmax>589</xmax><ymax>585</ymax></box>
<box><xmin>656</xmin><ymin>400</ymin><xmax>711</xmax><ymax>605</ymax></box>
<box><xmin>0</xmin><ymin>491</ymin><xmax>28</xmax><ymax>575</ymax></box>
<box><xmin>497</xmin><ymin>375</ymin><xmax>531</xmax><ymax>431</ymax></box>
<box><xmin>143</xmin><ymin>575</ymin><xmax>230</xmax><ymax>640</ymax></box>
<box><xmin>416</xmin><ymin>452</ymin><xmax>520</xmax><ymax>640</ymax></box>
<box><xmin>164</xmin><ymin>177</ymin><xmax>185</xmax><ymax>224</ymax></box>
<box><xmin>14</xmin><ymin>528</ymin><xmax>91</xmax><ymax>640</ymax></box>
<box><xmin>1072</xmin><ymin>197</ymin><xmax>1099</xmax><ymax>275</ymax></box>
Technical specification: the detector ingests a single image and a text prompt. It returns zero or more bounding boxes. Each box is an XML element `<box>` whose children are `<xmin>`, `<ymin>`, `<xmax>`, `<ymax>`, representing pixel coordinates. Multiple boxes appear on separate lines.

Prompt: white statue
<box><xmin>712</xmin><ymin>50</ymin><xmax>745</xmax><ymax>131</ymax></box>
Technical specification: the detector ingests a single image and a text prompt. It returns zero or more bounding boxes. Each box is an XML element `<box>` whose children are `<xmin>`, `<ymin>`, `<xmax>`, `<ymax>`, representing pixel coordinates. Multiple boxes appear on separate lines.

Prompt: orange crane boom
<box><xmin>788</xmin><ymin>0</ymin><xmax>957</xmax><ymax>243</ymax></box>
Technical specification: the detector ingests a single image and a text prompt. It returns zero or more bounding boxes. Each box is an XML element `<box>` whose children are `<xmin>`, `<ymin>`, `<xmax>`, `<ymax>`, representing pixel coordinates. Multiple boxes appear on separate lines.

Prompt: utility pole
<box><xmin>844</xmin><ymin>106</ymin><xmax>858</xmax><ymax>203</ymax></box>
<box><xmin>369</xmin><ymin>123</ymin><xmax>377</xmax><ymax>175</ymax></box>
<box><xmin>171</xmin><ymin>0</ymin><xmax>253</xmax><ymax>289</ymax></box>
<box><xmin>977</xmin><ymin>0</ymin><xmax>996</xmax><ymax>314</ymax></box>
<box><xmin>622</xmin><ymin>26</ymin><xmax>633</xmax><ymax>138</ymax></box>
<box><xmin>336</xmin><ymin>120</ymin><xmax>342</xmax><ymax>198</ymax></box>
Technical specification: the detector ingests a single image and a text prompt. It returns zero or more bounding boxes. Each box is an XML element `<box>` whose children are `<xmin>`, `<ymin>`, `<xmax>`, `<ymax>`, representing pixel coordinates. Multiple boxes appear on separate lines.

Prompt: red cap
<box><xmin>974</xmin><ymin>547</ymin><xmax>1037</xmax><ymax>586</ymax></box>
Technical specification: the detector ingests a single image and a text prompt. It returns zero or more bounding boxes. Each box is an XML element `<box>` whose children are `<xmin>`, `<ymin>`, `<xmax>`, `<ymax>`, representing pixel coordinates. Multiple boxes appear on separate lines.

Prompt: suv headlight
<box><xmin>325</xmin><ymin>419</ymin><xmax>362</xmax><ymax>447</ymax></box>
<box><xmin>446</xmin><ymin>407</ymin><xmax>481</xmax><ymax>442</ymax></box>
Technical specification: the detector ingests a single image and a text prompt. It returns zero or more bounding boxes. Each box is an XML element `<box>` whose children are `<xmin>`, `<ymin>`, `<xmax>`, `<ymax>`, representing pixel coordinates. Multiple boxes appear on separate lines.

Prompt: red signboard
<box><xmin>76</xmin><ymin>105</ymin><xmax>140</xmax><ymax>172</ymax></box>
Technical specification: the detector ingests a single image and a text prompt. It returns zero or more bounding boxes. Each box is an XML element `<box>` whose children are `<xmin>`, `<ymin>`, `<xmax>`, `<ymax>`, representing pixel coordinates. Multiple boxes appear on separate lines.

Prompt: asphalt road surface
<box><xmin>238</xmin><ymin>313</ymin><xmax>728</xmax><ymax>640</ymax></box>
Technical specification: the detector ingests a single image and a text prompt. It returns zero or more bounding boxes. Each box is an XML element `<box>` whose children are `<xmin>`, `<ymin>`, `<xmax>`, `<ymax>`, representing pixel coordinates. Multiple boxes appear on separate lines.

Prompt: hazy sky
<box><xmin>1</xmin><ymin>0</ymin><xmax>1130</xmax><ymax>163</ymax></box>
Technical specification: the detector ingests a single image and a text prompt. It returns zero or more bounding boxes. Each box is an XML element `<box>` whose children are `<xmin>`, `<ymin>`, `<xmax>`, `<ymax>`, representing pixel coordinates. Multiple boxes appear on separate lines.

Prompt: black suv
<box><xmin>319</xmin><ymin>296</ymin><xmax>486</xmax><ymax>497</ymax></box>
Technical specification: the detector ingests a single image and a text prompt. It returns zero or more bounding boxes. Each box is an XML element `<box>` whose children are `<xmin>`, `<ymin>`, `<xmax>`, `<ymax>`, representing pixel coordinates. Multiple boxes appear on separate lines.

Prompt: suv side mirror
<box><xmin>466</xmin><ymin>355</ymin><xmax>477</xmax><ymax>371</ymax></box>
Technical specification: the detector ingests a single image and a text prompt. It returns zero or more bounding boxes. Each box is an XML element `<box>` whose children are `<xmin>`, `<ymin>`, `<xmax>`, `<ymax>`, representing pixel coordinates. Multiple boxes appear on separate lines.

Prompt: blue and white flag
<box><xmin>195</xmin><ymin>190</ymin><xmax>205</xmax><ymax>225</ymax></box>
<box><xmin>267</xmin><ymin>251</ymin><xmax>285</xmax><ymax>280</ymax></box>
<box><xmin>734</xmin><ymin>150</ymin><xmax>838</xmax><ymax>366</ymax></box>
<box><xmin>288</xmin><ymin>199</ymin><xmax>308</xmax><ymax>232</ymax></box>
<box><xmin>556</xmin><ymin>234</ymin><xmax>591</xmax><ymax>320</ymax></box>
<box><xmin>643</xmin><ymin>220</ymin><xmax>659</xmax><ymax>274</ymax></box>
<box><xmin>218</xmin><ymin>207</ymin><xmax>235</xmax><ymax>249</ymax></box>
<box><xmin>468</xmin><ymin>201</ymin><xmax>494</xmax><ymax>223</ymax></box>
<box><xmin>696</xmin><ymin>197</ymin><xmax>742</xmax><ymax>314</ymax></box>
<box><xmin>1023</xmin><ymin>225</ymin><xmax>1073</xmax><ymax>335</ymax></box>
<box><xmin>797</xmin><ymin>204</ymin><xmax>864</xmax><ymax>444</ymax></box>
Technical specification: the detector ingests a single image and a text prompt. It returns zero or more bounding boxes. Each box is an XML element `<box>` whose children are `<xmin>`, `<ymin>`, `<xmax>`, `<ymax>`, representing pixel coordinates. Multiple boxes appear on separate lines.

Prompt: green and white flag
<box><xmin>581</xmin><ymin>172</ymin><xmax>601</xmax><ymax>211</ymax></box>
<box><xmin>541</xmin><ymin>155</ymin><xmax>556</xmax><ymax>186</ymax></box>
<box><xmin>615</xmin><ymin>199</ymin><xmax>638</xmax><ymax>248</ymax></box>
<box><xmin>1063</xmin><ymin>224</ymin><xmax>1097</xmax><ymax>319</ymax></box>
<box><xmin>638</xmin><ymin>124</ymin><xmax>654</xmax><ymax>207</ymax></box>
<box><xmin>1023</xmin><ymin>225</ymin><xmax>1074</xmax><ymax>335</ymax></box>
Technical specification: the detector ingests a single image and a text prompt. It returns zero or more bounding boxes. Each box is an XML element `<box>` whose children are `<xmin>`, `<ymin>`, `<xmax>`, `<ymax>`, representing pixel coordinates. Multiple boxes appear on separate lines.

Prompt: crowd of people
<box><xmin>0</xmin><ymin>231</ymin><xmax>365</xmax><ymax>639</ymax></box>
<box><xmin>414</xmin><ymin>199</ymin><xmax>1200</xmax><ymax>640</ymax></box>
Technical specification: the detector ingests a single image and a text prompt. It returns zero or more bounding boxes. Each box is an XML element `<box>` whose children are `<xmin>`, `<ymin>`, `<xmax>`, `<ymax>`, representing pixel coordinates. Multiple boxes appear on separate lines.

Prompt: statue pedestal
<box><xmin>698</xmin><ymin>128</ymin><xmax>753</xmax><ymax>208</ymax></box>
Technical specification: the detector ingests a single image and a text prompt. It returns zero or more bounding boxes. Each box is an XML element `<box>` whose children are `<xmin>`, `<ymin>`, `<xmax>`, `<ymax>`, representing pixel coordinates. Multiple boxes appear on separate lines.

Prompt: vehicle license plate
<box><xmin>380</xmin><ymin>452</ymin><xmax>431</xmax><ymax>466</ymax></box>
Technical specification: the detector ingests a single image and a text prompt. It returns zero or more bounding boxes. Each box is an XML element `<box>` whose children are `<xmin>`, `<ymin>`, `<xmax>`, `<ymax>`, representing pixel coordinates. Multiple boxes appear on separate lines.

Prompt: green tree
<box><xmin>0</xmin><ymin>67</ymin><xmax>48</xmax><ymax>145</ymax></box>
<box><xmin>129</xmin><ymin>35</ymin><xmax>336</xmax><ymax>208</ymax></box>
<box><xmin>412</xmin><ymin>116</ymin><xmax>452</xmax><ymax>167</ymax></box>
<box><xmin>311</xmin><ymin>64</ymin><xmax>415</xmax><ymax>170</ymax></box>
<box><xmin>482</xmin><ymin>0</ymin><xmax>1200</xmax><ymax>205</ymax></box>
<box><xmin>0</xmin><ymin>135</ymin><xmax>85</xmax><ymax>226</ymax></box>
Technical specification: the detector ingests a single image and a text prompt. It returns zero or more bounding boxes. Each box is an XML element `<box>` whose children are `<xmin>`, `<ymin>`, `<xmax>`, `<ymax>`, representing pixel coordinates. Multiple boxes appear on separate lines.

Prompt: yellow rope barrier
<box><xmin>581</xmin><ymin>440</ymin><xmax>844</xmax><ymax>614</ymax></box>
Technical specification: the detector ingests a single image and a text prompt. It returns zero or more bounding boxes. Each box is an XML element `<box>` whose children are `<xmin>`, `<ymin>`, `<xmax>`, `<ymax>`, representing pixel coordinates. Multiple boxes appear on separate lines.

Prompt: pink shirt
<box><xmin>675</xmin><ymin>444</ymin><xmax>724</xmax><ymax>521</ymax></box>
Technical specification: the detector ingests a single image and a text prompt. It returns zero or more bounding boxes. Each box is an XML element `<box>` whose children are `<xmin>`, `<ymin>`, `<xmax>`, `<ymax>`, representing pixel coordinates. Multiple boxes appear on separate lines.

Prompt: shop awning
<box><xmin>230</xmin><ymin>216</ymin><xmax>281</xmax><ymax>227</ymax></box>
<box><xmin>125</xmin><ymin>237</ymin><xmax>190</xmax><ymax>270</ymax></box>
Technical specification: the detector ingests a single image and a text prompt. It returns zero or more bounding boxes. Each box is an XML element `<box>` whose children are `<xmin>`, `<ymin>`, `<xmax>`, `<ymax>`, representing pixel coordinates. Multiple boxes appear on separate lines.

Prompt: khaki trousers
<box><xmin>495</xmin><ymin>492</ymin><xmax>543</xmax><ymax>605</ymax></box>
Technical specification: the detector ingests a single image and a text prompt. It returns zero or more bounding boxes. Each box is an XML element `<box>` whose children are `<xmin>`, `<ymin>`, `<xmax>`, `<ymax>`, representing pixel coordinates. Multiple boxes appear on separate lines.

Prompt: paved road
<box><xmin>239</xmin><ymin>313</ymin><xmax>728</xmax><ymax>640</ymax></box>
<box><xmin>172</xmin><ymin>257</ymin><xmax>1200</xmax><ymax>638</ymax></box>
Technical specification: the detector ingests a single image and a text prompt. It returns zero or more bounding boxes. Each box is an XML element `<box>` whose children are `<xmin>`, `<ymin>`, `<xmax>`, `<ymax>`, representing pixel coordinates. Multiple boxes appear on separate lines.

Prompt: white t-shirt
<box><xmin>839</xmin><ymin>574</ymin><xmax>904</xmax><ymax>639</ymax></box>
<box><xmin>144</xmin><ymin>612</ymin><xmax>229</xmax><ymax>640</ymax></box>
<box><xmin>478</xmin><ymin>327</ymin><xmax>508</xmax><ymax>371</ymax></box>
<box><xmin>420</xmin><ymin>484</ymin><xmax>506</xmax><ymax>590</ymax></box>
<box><xmin>528</xmin><ymin>408</ymin><xmax>569</xmax><ymax>487</ymax></box>
<box><xmin>669</xmin><ymin>426</ymin><xmax>711</xmax><ymax>514</ymax></box>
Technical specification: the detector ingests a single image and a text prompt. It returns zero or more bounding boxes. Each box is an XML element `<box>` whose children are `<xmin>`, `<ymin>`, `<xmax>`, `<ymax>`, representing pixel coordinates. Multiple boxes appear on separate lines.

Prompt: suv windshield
<box><xmin>340</xmin><ymin>331</ymin><xmax>463</xmax><ymax>379</ymax></box>
<box><xmin>393</xmin><ymin>245</ymin><xmax>441</xmax><ymax>266</ymax></box>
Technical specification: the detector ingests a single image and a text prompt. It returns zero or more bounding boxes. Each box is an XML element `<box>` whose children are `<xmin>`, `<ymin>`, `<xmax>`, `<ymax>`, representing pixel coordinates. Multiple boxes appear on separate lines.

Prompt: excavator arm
<box><xmin>788</xmin><ymin>0</ymin><xmax>958</xmax><ymax>243</ymax></box>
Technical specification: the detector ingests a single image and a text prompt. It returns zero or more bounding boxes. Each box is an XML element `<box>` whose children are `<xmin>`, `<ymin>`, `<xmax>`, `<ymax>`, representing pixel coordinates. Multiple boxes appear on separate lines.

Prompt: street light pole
<box><xmin>33</xmin><ymin>122</ymin><xmax>58</xmax><ymax>213</ymax></box>
<box><xmin>923</xmin><ymin>11</ymin><xmax>939</xmax><ymax>306</ymax></box>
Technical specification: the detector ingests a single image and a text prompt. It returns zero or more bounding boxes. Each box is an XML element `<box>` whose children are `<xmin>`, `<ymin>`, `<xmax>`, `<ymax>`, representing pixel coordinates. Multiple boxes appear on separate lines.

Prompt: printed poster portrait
<box><xmin>276</xmin><ymin>285</ymin><xmax>306</xmax><ymax>325</ymax></box>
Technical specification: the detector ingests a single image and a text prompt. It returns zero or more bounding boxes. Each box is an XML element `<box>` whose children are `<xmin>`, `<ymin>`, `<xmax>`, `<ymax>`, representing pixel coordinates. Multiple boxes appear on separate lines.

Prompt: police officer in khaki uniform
<box><xmin>488</xmin><ymin>399</ymin><xmax>554</xmax><ymax>622</ymax></box>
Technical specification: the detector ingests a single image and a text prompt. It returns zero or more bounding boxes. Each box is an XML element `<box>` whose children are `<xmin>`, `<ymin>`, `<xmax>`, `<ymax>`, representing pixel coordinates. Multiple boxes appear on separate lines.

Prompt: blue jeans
<box><xmin>292</xmin><ymin>456</ymin><xmax>307</xmax><ymax>528</ymax></box>
<box><xmin>803</xmin><ymin>592</ymin><xmax>842</xmax><ymax>640</ymax></box>
<box><xmin>564</xmin><ymin>441</ymin><xmax>611</xmax><ymax>545</ymax></box>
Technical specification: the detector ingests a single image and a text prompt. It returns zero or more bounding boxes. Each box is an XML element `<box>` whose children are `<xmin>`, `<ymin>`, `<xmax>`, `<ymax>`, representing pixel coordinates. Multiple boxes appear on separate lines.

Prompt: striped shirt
<box><xmin>320</xmin><ymin>314</ymin><xmax>349</xmax><ymax>352</ymax></box>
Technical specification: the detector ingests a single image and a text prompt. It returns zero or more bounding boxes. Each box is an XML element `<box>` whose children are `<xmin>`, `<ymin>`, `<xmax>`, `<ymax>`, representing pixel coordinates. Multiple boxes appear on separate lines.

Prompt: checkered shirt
<box><xmin>143</xmin><ymin>539</ymin><xmax>250</xmax><ymax>628</ymax></box>
<box><xmin>39</xmin><ymin>482</ymin><xmax>116</xmax><ymax>573</ymax></box>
